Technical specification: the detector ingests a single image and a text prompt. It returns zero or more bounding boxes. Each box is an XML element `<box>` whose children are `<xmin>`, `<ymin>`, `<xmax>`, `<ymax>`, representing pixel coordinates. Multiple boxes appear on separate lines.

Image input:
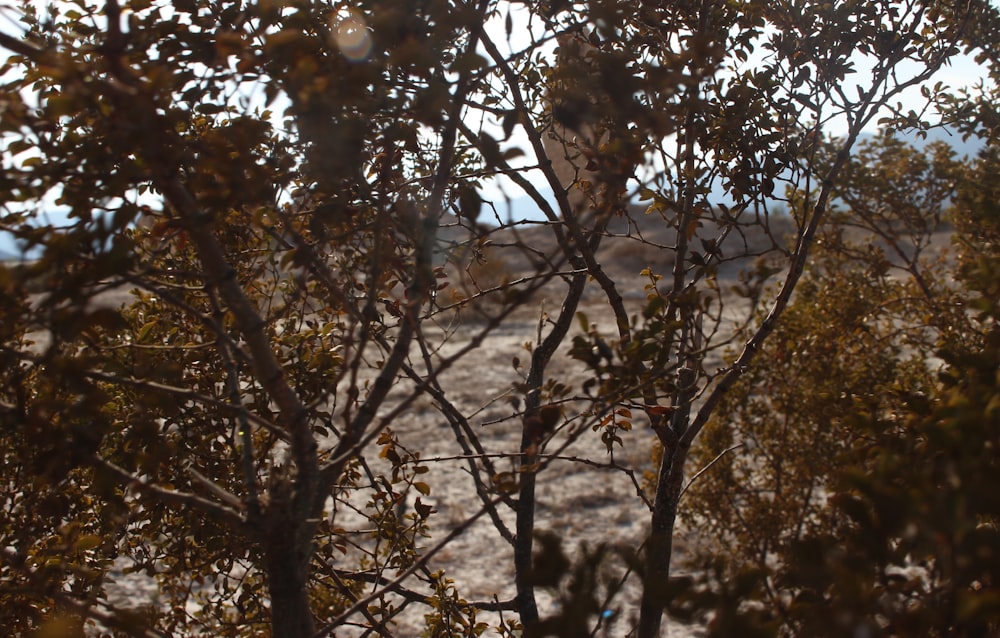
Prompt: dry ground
<box><xmin>60</xmin><ymin>208</ymin><xmax>943</xmax><ymax>636</ymax></box>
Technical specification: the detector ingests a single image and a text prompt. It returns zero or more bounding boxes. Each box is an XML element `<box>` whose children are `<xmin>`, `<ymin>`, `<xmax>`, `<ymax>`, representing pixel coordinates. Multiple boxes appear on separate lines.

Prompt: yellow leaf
<box><xmin>76</xmin><ymin>534</ymin><xmax>102</xmax><ymax>551</ymax></box>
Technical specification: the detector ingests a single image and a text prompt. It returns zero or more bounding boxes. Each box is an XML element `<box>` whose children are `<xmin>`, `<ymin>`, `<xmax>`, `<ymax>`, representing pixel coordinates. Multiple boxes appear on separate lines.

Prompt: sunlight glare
<box><xmin>332</xmin><ymin>11</ymin><xmax>373</xmax><ymax>63</ymax></box>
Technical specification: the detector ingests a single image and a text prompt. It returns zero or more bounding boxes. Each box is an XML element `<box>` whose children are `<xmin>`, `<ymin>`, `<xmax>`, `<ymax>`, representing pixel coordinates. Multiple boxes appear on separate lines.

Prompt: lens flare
<box><xmin>332</xmin><ymin>12</ymin><xmax>372</xmax><ymax>62</ymax></box>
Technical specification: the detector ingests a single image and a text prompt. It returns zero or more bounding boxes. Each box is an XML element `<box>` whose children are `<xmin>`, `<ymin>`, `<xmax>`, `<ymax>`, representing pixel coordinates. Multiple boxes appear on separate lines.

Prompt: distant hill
<box><xmin>1</xmin><ymin>127</ymin><xmax>985</xmax><ymax>261</ymax></box>
<box><xmin>488</xmin><ymin>126</ymin><xmax>986</xmax><ymax>225</ymax></box>
<box><xmin>875</xmin><ymin>125</ymin><xmax>984</xmax><ymax>158</ymax></box>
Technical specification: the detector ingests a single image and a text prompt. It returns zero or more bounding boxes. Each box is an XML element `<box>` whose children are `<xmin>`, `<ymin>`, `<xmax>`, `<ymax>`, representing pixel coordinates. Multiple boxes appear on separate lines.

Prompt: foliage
<box><xmin>682</xmin><ymin>131</ymin><xmax>1000</xmax><ymax>636</ymax></box>
<box><xmin>0</xmin><ymin>1</ymin><xmax>997</xmax><ymax>637</ymax></box>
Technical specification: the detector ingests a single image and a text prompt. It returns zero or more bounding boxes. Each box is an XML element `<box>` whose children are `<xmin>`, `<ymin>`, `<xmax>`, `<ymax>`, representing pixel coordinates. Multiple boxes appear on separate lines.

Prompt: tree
<box><xmin>0</xmin><ymin>1</ymin><xmax>996</xmax><ymax>636</ymax></box>
<box><xmin>683</xmin><ymin>132</ymin><xmax>966</xmax><ymax>569</ymax></box>
<box><xmin>679</xmin><ymin>123</ymin><xmax>1000</xmax><ymax>636</ymax></box>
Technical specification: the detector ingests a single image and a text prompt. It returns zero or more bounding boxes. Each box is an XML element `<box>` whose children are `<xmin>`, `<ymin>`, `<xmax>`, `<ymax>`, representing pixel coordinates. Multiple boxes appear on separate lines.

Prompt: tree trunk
<box><xmin>513</xmin><ymin>274</ymin><xmax>590</xmax><ymax>628</ymax></box>
<box><xmin>637</xmin><ymin>444</ymin><xmax>687</xmax><ymax>638</ymax></box>
<box><xmin>264</xmin><ymin>518</ymin><xmax>315</xmax><ymax>638</ymax></box>
<box><xmin>514</xmin><ymin>444</ymin><xmax>540</xmax><ymax>626</ymax></box>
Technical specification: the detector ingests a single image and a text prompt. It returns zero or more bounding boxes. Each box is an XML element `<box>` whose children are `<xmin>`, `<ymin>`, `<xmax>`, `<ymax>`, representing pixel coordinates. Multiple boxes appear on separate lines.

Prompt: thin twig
<box><xmin>93</xmin><ymin>455</ymin><xmax>244</xmax><ymax>527</ymax></box>
<box><xmin>679</xmin><ymin>442</ymin><xmax>745</xmax><ymax>500</ymax></box>
<box><xmin>313</xmin><ymin>497</ymin><xmax>502</xmax><ymax>638</ymax></box>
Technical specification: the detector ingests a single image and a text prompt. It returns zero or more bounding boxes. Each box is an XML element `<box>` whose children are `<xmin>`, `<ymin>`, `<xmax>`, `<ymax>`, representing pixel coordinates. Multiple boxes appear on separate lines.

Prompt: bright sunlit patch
<box><xmin>331</xmin><ymin>11</ymin><xmax>373</xmax><ymax>63</ymax></box>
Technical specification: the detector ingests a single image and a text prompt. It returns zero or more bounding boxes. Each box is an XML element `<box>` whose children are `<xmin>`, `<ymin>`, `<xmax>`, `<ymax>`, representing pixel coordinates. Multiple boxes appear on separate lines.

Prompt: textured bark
<box><xmin>513</xmin><ymin>270</ymin><xmax>588</xmax><ymax>626</ymax></box>
<box><xmin>265</xmin><ymin>541</ymin><xmax>315</xmax><ymax>638</ymax></box>
<box><xmin>513</xmin><ymin>427</ymin><xmax>541</xmax><ymax>625</ymax></box>
<box><xmin>637</xmin><ymin>445</ymin><xmax>687</xmax><ymax>638</ymax></box>
<box><xmin>264</xmin><ymin>493</ymin><xmax>316</xmax><ymax>638</ymax></box>
<box><xmin>638</xmin><ymin>365</ymin><xmax>697</xmax><ymax>638</ymax></box>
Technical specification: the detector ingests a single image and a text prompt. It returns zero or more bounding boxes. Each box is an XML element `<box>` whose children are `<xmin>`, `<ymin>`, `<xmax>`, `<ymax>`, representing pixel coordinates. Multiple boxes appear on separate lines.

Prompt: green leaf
<box><xmin>137</xmin><ymin>320</ymin><xmax>157</xmax><ymax>342</ymax></box>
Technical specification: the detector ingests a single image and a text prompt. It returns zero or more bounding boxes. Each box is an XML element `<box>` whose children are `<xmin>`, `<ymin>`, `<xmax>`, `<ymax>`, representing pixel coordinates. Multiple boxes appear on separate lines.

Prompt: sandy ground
<box><xmin>327</xmin><ymin>280</ymin><xmax>730</xmax><ymax>637</ymax></box>
<box><xmin>89</xmin><ymin>280</ymin><xmax>715</xmax><ymax>637</ymax></box>
<box><xmin>61</xmin><ymin>212</ymin><xmax>800</xmax><ymax>635</ymax></box>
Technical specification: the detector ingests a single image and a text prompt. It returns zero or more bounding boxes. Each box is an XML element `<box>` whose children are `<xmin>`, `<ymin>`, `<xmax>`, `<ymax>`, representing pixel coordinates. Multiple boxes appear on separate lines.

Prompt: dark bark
<box><xmin>514</xmin><ymin>260</ymin><xmax>592</xmax><ymax>626</ymax></box>
<box><xmin>264</xmin><ymin>514</ymin><xmax>316</xmax><ymax>638</ymax></box>
<box><xmin>638</xmin><ymin>366</ymin><xmax>697</xmax><ymax>638</ymax></box>
<box><xmin>513</xmin><ymin>427</ymin><xmax>541</xmax><ymax>625</ymax></box>
<box><xmin>637</xmin><ymin>444</ymin><xmax>687</xmax><ymax>638</ymax></box>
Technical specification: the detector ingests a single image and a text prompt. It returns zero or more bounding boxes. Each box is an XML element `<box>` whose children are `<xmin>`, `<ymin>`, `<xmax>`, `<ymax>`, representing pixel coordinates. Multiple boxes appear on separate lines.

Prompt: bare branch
<box><xmin>679</xmin><ymin>442</ymin><xmax>745</xmax><ymax>500</ymax></box>
<box><xmin>0</xmin><ymin>31</ymin><xmax>44</xmax><ymax>59</ymax></box>
<box><xmin>313</xmin><ymin>497</ymin><xmax>503</xmax><ymax>638</ymax></box>
<box><xmin>92</xmin><ymin>455</ymin><xmax>245</xmax><ymax>527</ymax></box>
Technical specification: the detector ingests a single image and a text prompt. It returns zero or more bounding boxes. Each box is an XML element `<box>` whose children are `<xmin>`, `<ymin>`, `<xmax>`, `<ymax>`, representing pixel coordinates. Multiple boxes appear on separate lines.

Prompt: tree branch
<box><xmin>679</xmin><ymin>442</ymin><xmax>745</xmax><ymax>500</ymax></box>
<box><xmin>313</xmin><ymin>497</ymin><xmax>502</xmax><ymax>638</ymax></box>
<box><xmin>0</xmin><ymin>31</ymin><xmax>44</xmax><ymax>59</ymax></box>
<box><xmin>153</xmin><ymin>175</ymin><xmax>319</xmax><ymax>535</ymax></box>
<box><xmin>92</xmin><ymin>455</ymin><xmax>245</xmax><ymax>527</ymax></box>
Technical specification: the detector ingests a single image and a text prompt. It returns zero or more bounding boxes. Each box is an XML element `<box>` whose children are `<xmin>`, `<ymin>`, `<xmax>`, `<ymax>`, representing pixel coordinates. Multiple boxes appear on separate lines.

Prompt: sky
<box><xmin>0</xmin><ymin>1</ymin><xmax>996</xmax><ymax>256</ymax></box>
<box><xmin>475</xmin><ymin>4</ymin><xmax>996</xmax><ymax>208</ymax></box>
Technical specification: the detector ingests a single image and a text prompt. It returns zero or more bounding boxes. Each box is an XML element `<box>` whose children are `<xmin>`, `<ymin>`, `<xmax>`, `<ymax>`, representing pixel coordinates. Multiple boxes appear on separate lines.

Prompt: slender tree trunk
<box><xmin>514</xmin><ymin>273</ymin><xmax>589</xmax><ymax>627</ymax></box>
<box><xmin>264</xmin><ymin>505</ymin><xmax>315</xmax><ymax>638</ymax></box>
<box><xmin>637</xmin><ymin>444</ymin><xmax>687</xmax><ymax>638</ymax></box>
<box><xmin>514</xmin><ymin>432</ymin><xmax>540</xmax><ymax>625</ymax></box>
